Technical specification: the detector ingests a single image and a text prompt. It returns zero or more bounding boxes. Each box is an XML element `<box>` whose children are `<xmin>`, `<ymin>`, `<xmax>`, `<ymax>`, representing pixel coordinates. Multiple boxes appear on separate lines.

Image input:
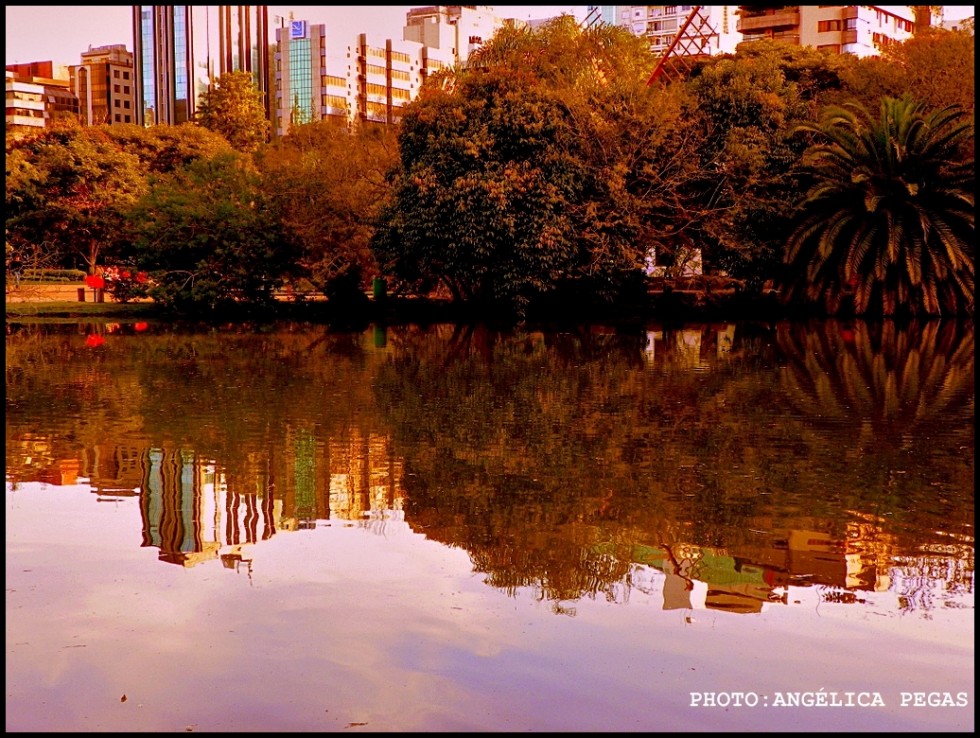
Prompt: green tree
<box><xmin>104</xmin><ymin>123</ymin><xmax>234</xmax><ymax>174</ymax></box>
<box><xmin>686</xmin><ymin>41</ymin><xmax>849</xmax><ymax>286</ymax></box>
<box><xmin>195</xmin><ymin>71</ymin><xmax>270</xmax><ymax>153</ymax></box>
<box><xmin>127</xmin><ymin>151</ymin><xmax>292</xmax><ymax>309</ymax></box>
<box><xmin>5</xmin><ymin>127</ymin><xmax>146</xmax><ymax>274</ymax></box>
<box><xmin>374</xmin><ymin>17</ymin><xmax>706</xmax><ymax>314</ymax></box>
<box><xmin>840</xmin><ymin>27</ymin><xmax>975</xmax><ymax>131</ymax></box>
<box><xmin>781</xmin><ymin>95</ymin><xmax>974</xmax><ymax>317</ymax></box>
<box><xmin>256</xmin><ymin>120</ymin><xmax>397</xmax><ymax>302</ymax></box>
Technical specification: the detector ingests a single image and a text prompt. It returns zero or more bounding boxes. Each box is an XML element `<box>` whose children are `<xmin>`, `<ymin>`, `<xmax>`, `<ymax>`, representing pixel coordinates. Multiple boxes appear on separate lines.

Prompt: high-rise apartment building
<box><xmin>402</xmin><ymin>5</ymin><xmax>524</xmax><ymax>64</ymax></box>
<box><xmin>70</xmin><ymin>44</ymin><xmax>135</xmax><ymax>126</ymax></box>
<box><xmin>736</xmin><ymin>6</ymin><xmax>914</xmax><ymax>57</ymax></box>
<box><xmin>600</xmin><ymin>5</ymin><xmax>741</xmax><ymax>56</ymax></box>
<box><xmin>272</xmin><ymin>19</ymin><xmax>454</xmax><ymax>136</ymax></box>
<box><xmin>589</xmin><ymin>5</ymin><xmax>620</xmax><ymax>27</ymax></box>
<box><xmin>5</xmin><ymin>71</ymin><xmax>46</xmax><ymax>135</ymax></box>
<box><xmin>132</xmin><ymin>5</ymin><xmax>270</xmax><ymax>127</ymax></box>
<box><xmin>5</xmin><ymin>61</ymin><xmax>77</xmax><ymax>135</ymax></box>
<box><xmin>594</xmin><ymin>5</ymin><xmax>917</xmax><ymax>59</ymax></box>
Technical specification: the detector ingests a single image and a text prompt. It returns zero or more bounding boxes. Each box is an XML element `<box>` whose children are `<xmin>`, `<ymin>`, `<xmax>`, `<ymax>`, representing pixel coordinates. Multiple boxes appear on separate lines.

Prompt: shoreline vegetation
<box><xmin>3</xmin><ymin>279</ymin><xmax>847</xmax><ymax>327</ymax></box>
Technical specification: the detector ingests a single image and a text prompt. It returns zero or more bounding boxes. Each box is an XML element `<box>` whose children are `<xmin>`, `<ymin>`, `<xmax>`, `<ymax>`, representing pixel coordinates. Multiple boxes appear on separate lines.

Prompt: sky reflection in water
<box><xmin>5</xmin><ymin>319</ymin><xmax>974</xmax><ymax>731</ymax></box>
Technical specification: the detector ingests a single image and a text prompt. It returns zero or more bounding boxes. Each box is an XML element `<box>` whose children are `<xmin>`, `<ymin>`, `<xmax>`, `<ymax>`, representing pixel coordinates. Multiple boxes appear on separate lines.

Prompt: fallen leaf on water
<box><xmin>344</xmin><ymin>722</ymin><xmax>368</xmax><ymax>728</ymax></box>
<box><xmin>121</xmin><ymin>695</ymin><xmax>127</xmax><ymax>702</ymax></box>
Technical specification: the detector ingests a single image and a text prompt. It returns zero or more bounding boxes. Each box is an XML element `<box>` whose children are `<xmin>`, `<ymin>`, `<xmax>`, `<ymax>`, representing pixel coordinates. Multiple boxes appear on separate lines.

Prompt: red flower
<box><xmin>85</xmin><ymin>334</ymin><xmax>105</xmax><ymax>348</ymax></box>
<box><xmin>122</xmin><ymin>270</ymin><xmax>132</xmax><ymax>279</ymax></box>
<box><xmin>136</xmin><ymin>272</ymin><xmax>148</xmax><ymax>284</ymax></box>
<box><xmin>134</xmin><ymin>322</ymin><xmax>148</xmax><ymax>332</ymax></box>
<box><xmin>85</xmin><ymin>275</ymin><xmax>105</xmax><ymax>289</ymax></box>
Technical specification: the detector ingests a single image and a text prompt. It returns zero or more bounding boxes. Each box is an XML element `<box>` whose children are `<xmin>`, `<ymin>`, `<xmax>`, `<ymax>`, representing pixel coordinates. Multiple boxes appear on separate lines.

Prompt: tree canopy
<box><xmin>195</xmin><ymin>71</ymin><xmax>270</xmax><ymax>153</ymax></box>
<box><xmin>782</xmin><ymin>95</ymin><xmax>974</xmax><ymax>317</ymax></box>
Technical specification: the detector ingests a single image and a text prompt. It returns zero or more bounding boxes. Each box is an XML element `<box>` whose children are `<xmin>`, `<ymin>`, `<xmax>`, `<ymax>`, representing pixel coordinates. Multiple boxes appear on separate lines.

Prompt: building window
<box><xmin>123</xmin><ymin>71</ymin><xmax>130</xmax><ymax>80</ymax></box>
<box><xmin>114</xmin><ymin>84</ymin><xmax>121</xmax><ymax>93</ymax></box>
<box><xmin>113</xmin><ymin>70</ymin><xmax>120</xmax><ymax>78</ymax></box>
<box><xmin>818</xmin><ymin>20</ymin><xmax>842</xmax><ymax>32</ymax></box>
<box><xmin>844</xmin><ymin>18</ymin><xmax>857</xmax><ymax>30</ymax></box>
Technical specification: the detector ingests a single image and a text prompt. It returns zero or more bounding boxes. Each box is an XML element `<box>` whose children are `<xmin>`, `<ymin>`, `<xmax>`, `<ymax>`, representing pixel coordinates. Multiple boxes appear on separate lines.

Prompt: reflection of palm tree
<box><xmin>775</xmin><ymin>321</ymin><xmax>974</xmax><ymax>436</ymax></box>
<box><xmin>782</xmin><ymin>96</ymin><xmax>974</xmax><ymax>317</ymax></box>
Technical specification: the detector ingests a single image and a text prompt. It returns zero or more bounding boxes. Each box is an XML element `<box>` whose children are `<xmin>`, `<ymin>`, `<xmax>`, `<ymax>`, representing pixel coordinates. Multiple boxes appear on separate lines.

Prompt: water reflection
<box><xmin>5</xmin><ymin>319</ymin><xmax>974</xmax><ymax>617</ymax></box>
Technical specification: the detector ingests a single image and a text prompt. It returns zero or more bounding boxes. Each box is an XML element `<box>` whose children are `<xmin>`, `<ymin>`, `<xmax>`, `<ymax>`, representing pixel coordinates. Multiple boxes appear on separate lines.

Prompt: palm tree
<box><xmin>781</xmin><ymin>95</ymin><xmax>974</xmax><ymax>317</ymax></box>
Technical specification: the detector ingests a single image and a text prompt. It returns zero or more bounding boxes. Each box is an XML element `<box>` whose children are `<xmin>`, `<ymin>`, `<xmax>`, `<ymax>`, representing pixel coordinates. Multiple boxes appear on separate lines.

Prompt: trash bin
<box><xmin>372</xmin><ymin>277</ymin><xmax>386</xmax><ymax>301</ymax></box>
<box><xmin>77</xmin><ymin>288</ymin><xmax>86</xmax><ymax>302</ymax></box>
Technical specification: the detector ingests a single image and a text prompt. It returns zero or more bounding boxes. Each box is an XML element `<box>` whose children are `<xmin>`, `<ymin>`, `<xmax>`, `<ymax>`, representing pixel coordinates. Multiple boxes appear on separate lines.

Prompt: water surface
<box><xmin>5</xmin><ymin>319</ymin><xmax>974</xmax><ymax>731</ymax></box>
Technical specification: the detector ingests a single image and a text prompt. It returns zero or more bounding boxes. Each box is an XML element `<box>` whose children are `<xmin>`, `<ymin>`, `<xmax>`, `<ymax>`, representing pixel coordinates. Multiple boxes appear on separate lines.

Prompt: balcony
<box><xmin>737</xmin><ymin>9</ymin><xmax>800</xmax><ymax>33</ymax></box>
<box><xmin>842</xmin><ymin>6</ymin><xmax>859</xmax><ymax>21</ymax></box>
<box><xmin>841</xmin><ymin>29</ymin><xmax>858</xmax><ymax>44</ymax></box>
<box><xmin>742</xmin><ymin>32</ymin><xmax>800</xmax><ymax>45</ymax></box>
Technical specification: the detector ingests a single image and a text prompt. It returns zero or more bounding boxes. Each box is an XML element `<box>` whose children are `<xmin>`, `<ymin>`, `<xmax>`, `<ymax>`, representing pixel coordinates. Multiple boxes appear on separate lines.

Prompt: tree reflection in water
<box><xmin>4</xmin><ymin>319</ymin><xmax>973</xmax><ymax>614</ymax></box>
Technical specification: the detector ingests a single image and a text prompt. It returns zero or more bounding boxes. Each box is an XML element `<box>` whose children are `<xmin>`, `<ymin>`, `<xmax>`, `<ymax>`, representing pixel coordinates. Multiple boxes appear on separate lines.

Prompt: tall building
<box><xmin>608</xmin><ymin>5</ymin><xmax>741</xmax><ymax>56</ymax></box>
<box><xmin>70</xmin><ymin>44</ymin><xmax>135</xmax><ymax>126</ymax></box>
<box><xmin>5</xmin><ymin>61</ymin><xmax>78</xmax><ymax>135</ymax></box>
<box><xmin>588</xmin><ymin>5</ymin><xmax>620</xmax><ymax>27</ymax></box>
<box><xmin>5</xmin><ymin>71</ymin><xmax>46</xmax><ymax>135</ymax></box>
<box><xmin>132</xmin><ymin>5</ymin><xmax>270</xmax><ymax>127</ymax></box>
<box><xmin>356</xmin><ymin>33</ymin><xmax>432</xmax><ymax>127</ymax></box>
<box><xmin>272</xmin><ymin>19</ymin><xmax>454</xmax><ymax>136</ymax></box>
<box><xmin>402</xmin><ymin>5</ymin><xmax>524</xmax><ymax>64</ymax></box>
<box><xmin>132</xmin><ymin>6</ymin><xmax>195</xmax><ymax>125</ymax></box>
<box><xmin>736</xmin><ymin>6</ymin><xmax>915</xmax><ymax>57</ymax></box>
<box><xmin>273</xmin><ymin>21</ymin><xmax>354</xmax><ymax>134</ymax></box>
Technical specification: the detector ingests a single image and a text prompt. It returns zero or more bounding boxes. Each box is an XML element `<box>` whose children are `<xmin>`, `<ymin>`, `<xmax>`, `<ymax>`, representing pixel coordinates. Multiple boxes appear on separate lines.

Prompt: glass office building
<box><xmin>132</xmin><ymin>5</ymin><xmax>269</xmax><ymax>127</ymax></box>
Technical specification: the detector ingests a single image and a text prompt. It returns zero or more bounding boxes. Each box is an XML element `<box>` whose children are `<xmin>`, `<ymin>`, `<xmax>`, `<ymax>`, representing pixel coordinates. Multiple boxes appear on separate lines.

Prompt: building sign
<box><xmin>290</xmin><ymin>20</ymin><xmax>308</xmax><ymax>39</ymax></box>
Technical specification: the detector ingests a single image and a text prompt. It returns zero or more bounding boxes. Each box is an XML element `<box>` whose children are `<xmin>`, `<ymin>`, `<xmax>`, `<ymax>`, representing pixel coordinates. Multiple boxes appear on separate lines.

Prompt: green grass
<box><xmin>5</xmin><ymin>300</ymin><xmax>162</xmax><ymax>319</ymax></box>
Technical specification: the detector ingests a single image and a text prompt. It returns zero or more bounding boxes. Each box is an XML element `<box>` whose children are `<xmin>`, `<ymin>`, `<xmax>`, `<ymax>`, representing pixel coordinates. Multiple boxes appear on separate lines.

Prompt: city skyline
<box><xmin>5</xmin><ymin>5</ymin><xmax>586</xmax><ymax>67</ymax></box>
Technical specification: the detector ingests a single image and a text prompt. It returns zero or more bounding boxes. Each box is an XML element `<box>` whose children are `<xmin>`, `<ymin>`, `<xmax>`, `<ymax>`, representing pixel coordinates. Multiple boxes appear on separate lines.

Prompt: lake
<box><xmin>5</xmin><ymin>318</ymin><xmax>974</xmax><ymax>732</ymax></box>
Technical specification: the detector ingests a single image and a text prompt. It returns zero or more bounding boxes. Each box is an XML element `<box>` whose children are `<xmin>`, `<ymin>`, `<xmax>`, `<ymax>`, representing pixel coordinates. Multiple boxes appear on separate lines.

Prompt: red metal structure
<box><xmin>647</xmin><ymin>5</ymin><xmax>718</xmax><ymax>85</ymax></box>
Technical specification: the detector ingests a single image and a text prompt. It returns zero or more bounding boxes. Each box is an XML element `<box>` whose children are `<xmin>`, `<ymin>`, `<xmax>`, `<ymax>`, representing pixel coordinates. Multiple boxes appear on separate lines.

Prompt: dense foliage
<box><xmin>195</xmin><ymin>71</ymin><xmax>270</xmax><ymax>153</ymax></box>
<box><xmin>782</xmin><ymin>95</ymin><xmax>974</xmax><ymax>317</ymax></box>
<box><xmin>5</xmin><ymin>23</ymin><xmax>974</xmax><ymax>317</ymax></box>
<box><xmin>128</xmin><ymin>152</ymin><xmax>292</xmax><ymax>309</ymax></box>
<box><xmin>256</xmin><ymin>120</ymin><xmax>398</xmax><ymax>303</ymax></box>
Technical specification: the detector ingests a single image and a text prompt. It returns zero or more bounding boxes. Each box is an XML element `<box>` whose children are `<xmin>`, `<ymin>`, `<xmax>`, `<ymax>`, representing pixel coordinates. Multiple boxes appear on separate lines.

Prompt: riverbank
<box><xmin>6</xmin><ymin>281</ymin><xmax>797</xmax><ymax>326</ymax></box>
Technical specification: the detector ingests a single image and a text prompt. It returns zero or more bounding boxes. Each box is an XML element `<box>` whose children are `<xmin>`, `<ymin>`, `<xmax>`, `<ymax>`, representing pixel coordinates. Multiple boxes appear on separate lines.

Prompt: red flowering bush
<box><xmin>102</xmin><ymin>267</ymin><xmax>151</xmax><ymax>303</ymax></box>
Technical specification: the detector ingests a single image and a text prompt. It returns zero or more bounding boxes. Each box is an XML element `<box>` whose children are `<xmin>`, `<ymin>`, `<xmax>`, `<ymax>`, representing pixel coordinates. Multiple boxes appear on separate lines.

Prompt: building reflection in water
<box><xmin>594</xmin><ymin>518</ymin><xmax>942</xmax><ymax>615</ymax></box>
<box><xmin>135</xmin><ymin>428</ymin><xmax>406</xmax><ymax>568</ymax></box>
<box><xmin>9</xmin><ymin>430</ymin><xmax>972</xmax><ymax>611</ymax></box>
<box><xmin>5</xmin><ymin>320</ymin><xmax>971</xmax><ymax>613</ymax></box>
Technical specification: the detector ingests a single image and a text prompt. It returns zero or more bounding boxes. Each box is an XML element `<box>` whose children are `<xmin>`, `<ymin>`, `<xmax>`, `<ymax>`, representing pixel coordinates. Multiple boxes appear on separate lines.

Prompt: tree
<box><xmin>781</xmin><ymin>95</ymin><xmax>974</xmax><ymax>317</ymax></box>
<box><xmin>5</xmin><ymin>127</ymin><xmax>146</xmax><ymax>274</ymax></box>
<box><xmin>685</xmin><ymin>41</ymin><xmax>849</xmax><ymax>286</ymax></box>
<box><xmin>126</xmin><ymin>151</ymin><xmax>293</xmax><ymax>309</ymax></box>
<box><xmin>104</xmin><ymin>123</ymin><xmax>234</xmax><ymax>174</ymax></box>
<box><xmin>841</xmin><ymin>27</ymin><xmax>975</xmax><ymax>126</ymax></box>
<box><xmin>374</xmin><ymin>17</ymin><xmax>704</xmax><ymax>314</ymax></box>
<box><xmin>256</xmin><ymin>120</ymin><xmax>397</xmax><ymax>302</ymax></box>
<box><xmin>195</xmin><ymin>71</ymin><xmax>269</xmax><ymax>153</ymax></box>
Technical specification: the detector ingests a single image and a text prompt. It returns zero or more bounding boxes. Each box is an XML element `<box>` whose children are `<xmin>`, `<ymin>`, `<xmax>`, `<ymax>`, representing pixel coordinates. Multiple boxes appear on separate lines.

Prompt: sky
<box><xmin>4</xmin><ymin>5</ymin><xmax>586</xmax><ymax>67</ymax></box>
